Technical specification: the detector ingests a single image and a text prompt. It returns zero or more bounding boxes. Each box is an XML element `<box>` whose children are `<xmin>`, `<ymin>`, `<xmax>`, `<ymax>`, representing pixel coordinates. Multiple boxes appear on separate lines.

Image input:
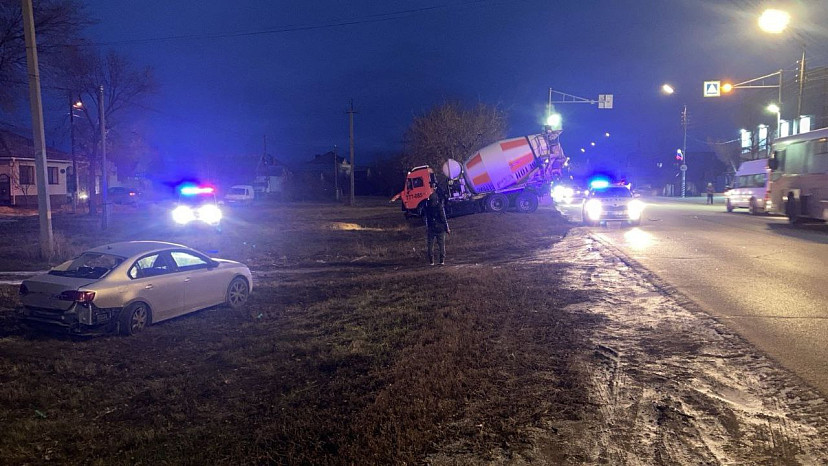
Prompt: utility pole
<box><xmin>333</xmin><ymin>144</ymin><xmax>340</xmax><ymax>201</ymax></box>
<box><xmin>347</xmin><ymin>100</ymin><xmax>356</xmax><ymax>206</ymax></box>
<box><xmin>796</xmin><ymin>44</ymin><xmax>806</xmax><ymax>121</ymax></box>
<box><xmin>22</xmin><ymin>0</ymin><xmax>53</xmax><ymax>258</ymax></box>
<box><xmin>681</xmin><ymin>104</ymin><xmax>688</xmax><ymax>198</ymax></box>
<box><xmin>99</xmin><ymin>85</ymin><xmax>109</xmax><ymax>230</ymax></box>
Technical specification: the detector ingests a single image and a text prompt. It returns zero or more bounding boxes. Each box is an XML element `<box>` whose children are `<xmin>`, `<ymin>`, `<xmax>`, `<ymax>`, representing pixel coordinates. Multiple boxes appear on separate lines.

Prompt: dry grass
<box><xmin>0</xmin><ymin>198</ymin><xmax>596</xmax><ymax>464</ymax></box>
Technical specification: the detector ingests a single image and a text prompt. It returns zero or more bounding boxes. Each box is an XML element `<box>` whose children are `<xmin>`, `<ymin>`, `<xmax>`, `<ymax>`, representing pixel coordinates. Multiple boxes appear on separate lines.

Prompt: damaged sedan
<box><xmin>18</xmin><ymin>241</ymin><xmax>252</xmax><ymax>335</ymax></box>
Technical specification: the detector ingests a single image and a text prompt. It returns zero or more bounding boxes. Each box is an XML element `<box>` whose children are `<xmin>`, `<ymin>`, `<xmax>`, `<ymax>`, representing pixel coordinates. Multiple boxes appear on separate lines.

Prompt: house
<box><xmin>0</xmin><ymin>129</ymin><xmax>74</xmax><ymax>207</ymax></box>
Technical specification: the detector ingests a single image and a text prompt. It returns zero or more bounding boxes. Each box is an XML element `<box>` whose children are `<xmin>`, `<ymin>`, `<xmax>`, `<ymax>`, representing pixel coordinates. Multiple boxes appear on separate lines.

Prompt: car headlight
<box><xmin>628</xmin><ymin>199</ymin><xmax>645</xmax><ymax>220</ymax></box>
<box><xmin>172</xmin><ymin>205</ymin><xmax>195</xmax><ymax>224</ymax></box>
<box><xmin>198</xmin><ymin>204</ymin><xmax>222</xmax><ymax>224</ymax></box>
<box><xmin>585</xmin><ymin>199</ymin><xmax>603</xmax><ymax>221</ymax></box>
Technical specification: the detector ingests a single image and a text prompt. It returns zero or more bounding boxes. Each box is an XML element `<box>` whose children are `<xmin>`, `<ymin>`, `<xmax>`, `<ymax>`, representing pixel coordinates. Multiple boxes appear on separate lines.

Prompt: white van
<box><xmin>725</xmin><ymin>159</ymin><xmax>770</xmax><ymax>215</ymax></box>
<box><xmin>223</xmin><ymin>185</ymin><xmax>256</xmax><ymax>205</ymax></box>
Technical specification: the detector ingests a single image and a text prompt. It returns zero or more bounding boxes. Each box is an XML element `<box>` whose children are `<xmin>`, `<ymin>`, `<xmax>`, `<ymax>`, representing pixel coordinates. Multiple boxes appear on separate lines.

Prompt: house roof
<box><xmin>0</xmin><ymin>128</ymin><xmax>71</xmax><ymax>161</ymax></box>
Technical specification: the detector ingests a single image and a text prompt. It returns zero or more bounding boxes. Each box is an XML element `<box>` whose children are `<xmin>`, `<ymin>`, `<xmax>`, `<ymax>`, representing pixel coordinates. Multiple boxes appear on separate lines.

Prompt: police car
<box><xmin>582</xmin><ymin>181</ymin><xmax>645</xmax><ymax>226</ymax></box>
<box><xmin>171</xmin><ymin>184</ymin><xmax>223</xmax><ymax>231</ymax></box>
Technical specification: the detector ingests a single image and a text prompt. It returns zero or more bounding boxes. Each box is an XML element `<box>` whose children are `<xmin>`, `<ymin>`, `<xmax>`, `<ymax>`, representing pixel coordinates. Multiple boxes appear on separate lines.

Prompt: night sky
<box><xmin>57</xmin><ymin>0</ymin><xmax>828</xmax><ymax>167</ymax></box>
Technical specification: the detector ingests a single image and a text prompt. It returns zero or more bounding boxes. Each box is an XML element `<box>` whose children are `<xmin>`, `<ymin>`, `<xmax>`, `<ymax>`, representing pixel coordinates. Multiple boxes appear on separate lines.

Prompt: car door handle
<box><xmin>145</xmin><ymin>284</ymin><xmax>153</xmax><ymax>290</ymax></box>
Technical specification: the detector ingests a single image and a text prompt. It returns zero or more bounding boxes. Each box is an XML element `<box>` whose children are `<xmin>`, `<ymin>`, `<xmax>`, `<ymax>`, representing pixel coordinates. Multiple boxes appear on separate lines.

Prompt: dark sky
<box><xmin>73</xmin><ymin>0</ymin><xmax>828</xmax><ymax>167</ymax></box>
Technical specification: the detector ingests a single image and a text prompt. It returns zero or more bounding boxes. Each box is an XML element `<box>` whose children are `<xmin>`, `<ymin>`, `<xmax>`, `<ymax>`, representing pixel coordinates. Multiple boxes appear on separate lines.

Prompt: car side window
<box><xmin>171</xmin><ymin>251</ymin><xmax>210</xmax><ymax>272</ymax></box>
<box><xmin>128</xmin><ymin>253</ymin><xmax>176</xmax><ymax>279</ymax></box>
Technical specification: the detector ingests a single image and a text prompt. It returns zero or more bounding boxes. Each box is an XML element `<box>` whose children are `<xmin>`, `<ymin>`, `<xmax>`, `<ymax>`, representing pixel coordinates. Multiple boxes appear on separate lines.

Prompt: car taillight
<box><xmin>19</xmin><ymin>283</ymin><xmax>29</xmax><ymax>295</ymax></box>
<box><xmin>58</xmin><ymin>290</ymin><xmax>96</xmax><ymax>303</ymax></box>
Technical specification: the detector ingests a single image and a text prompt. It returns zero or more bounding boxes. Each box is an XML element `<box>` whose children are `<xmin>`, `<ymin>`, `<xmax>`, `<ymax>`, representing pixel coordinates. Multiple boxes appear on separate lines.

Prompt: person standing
<box><xmin>706</xmin><ymin>182</ymin><xmax>715</xmax><ymax>205</ymax></box>
<box><xmin>424</xmin><ymin>189</ymin><xmax>450</xmax><ymax>265</ymax></box>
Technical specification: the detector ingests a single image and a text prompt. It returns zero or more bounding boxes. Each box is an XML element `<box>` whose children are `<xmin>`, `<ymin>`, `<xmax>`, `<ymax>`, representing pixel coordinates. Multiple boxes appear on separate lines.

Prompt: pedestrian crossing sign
<box><xmin>703</xmin><ymin>81</ymin><xmax>721</xmax><ymax>97</ymax></box>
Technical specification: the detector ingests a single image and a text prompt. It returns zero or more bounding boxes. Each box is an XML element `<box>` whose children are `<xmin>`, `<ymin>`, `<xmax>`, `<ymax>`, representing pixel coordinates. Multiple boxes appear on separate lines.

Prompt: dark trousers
<box><xmin>426</xmin><ymin>230</ymin><xmax>446</xmax><ymax>263</ymax></box>
<box><xmin>707</xmin><ymin>193</ymin><xmax>714</xmax><ymax>204</ymax></box>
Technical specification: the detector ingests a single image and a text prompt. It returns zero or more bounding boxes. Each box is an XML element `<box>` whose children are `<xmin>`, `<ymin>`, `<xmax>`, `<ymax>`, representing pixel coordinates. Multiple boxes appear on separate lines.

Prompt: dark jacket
<box><xmin>424</xmin><ymin>194</ymin><xmax>449</xmax><ymax>233</ymax></box>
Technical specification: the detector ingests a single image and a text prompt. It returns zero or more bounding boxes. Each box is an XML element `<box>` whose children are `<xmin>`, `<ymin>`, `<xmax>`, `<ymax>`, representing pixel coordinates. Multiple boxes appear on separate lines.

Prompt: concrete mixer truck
<box><xmin>395</xmin><ymin>128</ymin><xmax>567</xmax><ymax>217</ymax></box>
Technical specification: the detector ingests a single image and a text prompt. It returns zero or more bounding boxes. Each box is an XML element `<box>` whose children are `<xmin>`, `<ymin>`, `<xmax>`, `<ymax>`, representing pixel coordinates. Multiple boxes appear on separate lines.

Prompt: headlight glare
<box><xmin>198</xmin><ymin>204</ymin><xmax>222</xmax><ymax>224</ymax></box>
<box><xmin>172</xmin><ymin>206</ymin><xmax>195</xmax><ymax>224</ymax></box>
<box><xmin>628</xmin><ymin>199</ymin><xmax>645</xmax><ymax>220</ymax></box>
<box><xmin>585</xmin><ymin>199</ymin><xmax>603</xmax><ymax>221</ymax></box>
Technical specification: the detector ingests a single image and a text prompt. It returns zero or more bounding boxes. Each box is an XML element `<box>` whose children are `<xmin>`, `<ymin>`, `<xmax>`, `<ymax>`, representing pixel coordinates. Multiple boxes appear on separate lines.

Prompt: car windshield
<box><xmin>48</xmin><ymin>252</ymin><xmax>124</xmax><ymax>279</ymax></box>
<box><xmin>591</xmin><ymin>187</ymin><xmax>632</xmax><ymax>198</ymax></box>
<box><xmin>229</xmin><ymin>188</ymin><xmax>247</xmax><ymax>195</ymax></box>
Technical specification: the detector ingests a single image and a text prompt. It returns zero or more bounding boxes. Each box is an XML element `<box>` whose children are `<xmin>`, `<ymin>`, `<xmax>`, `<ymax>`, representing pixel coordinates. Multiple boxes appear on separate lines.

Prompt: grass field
<box><xmin>0</xmin><ymin>199</ymin><xmax>597</xmax><ymax>463</ymax></box>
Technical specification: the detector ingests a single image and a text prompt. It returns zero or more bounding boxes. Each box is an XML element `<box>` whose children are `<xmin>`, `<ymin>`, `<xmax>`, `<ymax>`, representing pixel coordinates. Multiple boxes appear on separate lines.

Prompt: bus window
<box><xmin>775</xmin><ymin>149</ymin><xmax>786</xmax><ymax>173</ymax></box>
<box><xmin>785</xmin><ymin>142</ymin><xmax>806</xmax><ymax>174</ymax></box>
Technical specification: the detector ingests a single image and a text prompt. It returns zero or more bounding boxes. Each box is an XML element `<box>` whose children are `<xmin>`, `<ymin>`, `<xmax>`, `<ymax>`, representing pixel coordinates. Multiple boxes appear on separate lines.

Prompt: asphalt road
<box><xmin>579</xmin><ymin>197</ymin><xmax>828</xmax><ymax>396</ymax></box>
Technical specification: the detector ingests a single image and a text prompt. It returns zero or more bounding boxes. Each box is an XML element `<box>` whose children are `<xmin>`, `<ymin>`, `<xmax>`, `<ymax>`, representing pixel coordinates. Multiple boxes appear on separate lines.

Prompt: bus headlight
<box><xmin>628</xmin><ymin>199</ymin><xmax>645</xmax><ymax>220</ymax></box>
<box><xmin>585</xmin><ymin>199</ymin><xmax>603</xmax><ymax>221</ymax></box>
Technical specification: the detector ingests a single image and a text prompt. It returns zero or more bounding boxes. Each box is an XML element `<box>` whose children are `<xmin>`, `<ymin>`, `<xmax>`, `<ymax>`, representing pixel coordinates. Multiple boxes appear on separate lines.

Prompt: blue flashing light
<box><xmin>589</xmin><ymin>179</ymin><xmax>610</xmax><ymax>189</ymax></box>
<box><xmin>180</xmin><ymin>185</ymin><xmax>215</xmax><ymax>196</ymax></box>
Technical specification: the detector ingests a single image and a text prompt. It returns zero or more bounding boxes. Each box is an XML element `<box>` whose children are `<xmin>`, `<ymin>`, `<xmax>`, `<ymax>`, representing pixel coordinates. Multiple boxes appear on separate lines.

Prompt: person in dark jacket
<box><xmin>424</xmin><ymin>189</ymin><xmax>450</xmax><ymax>265</ymax></box>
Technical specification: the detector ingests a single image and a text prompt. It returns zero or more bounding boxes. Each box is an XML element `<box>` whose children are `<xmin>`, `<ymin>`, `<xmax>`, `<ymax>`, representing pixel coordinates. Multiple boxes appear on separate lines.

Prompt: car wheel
<box><xmin>226</xmin><ymin>277</ymin><xmax>249</xmax><ymax>309</ymax></box>
<box><xmin>515</xmin><ymin>193</ymin><xmax>538</xmax><ymax>213</ymax></box>
<box><xmin>726</xmin><ymin>199</ymin><xmax>733</xmax><ymax>212</ymax></box>
<box><xmin>120</xmin><ymin>302</ymin><xmax>151</xmax><ymax>336</ymax></box>
<box><xmin>485</xmin><ymin>194</ymin><xmax>508</xmax><ymax>213</ymax></box>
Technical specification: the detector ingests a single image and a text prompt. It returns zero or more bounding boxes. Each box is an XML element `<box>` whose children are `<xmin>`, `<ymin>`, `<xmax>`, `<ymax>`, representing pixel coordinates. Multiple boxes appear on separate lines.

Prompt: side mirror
<box><xmin>208</xmin><ymin>259</ymin><xmax>220</xmax><ymax>269</ymax></box>
<box><xmin>768</xmin><ymin>158</ymin><xmax>779</xmax><ymax>170</ymax></box>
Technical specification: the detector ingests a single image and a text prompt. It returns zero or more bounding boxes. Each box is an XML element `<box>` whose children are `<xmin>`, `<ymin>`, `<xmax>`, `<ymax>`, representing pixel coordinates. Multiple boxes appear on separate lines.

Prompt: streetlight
<box><xmin>758</xmin><ymin>8</ymin><xmax>806</xmax><ymax>120</ymax></box>
<box><xmin>546</xmin><ymin>112</ymin><xmax>562</xmax><ymax>130</ymax></box>
<box><xmin>69</xmin><ymin>99</ymin><xmax>83</xmax><ymax>211</ymax></box>
<box><xmin>661</xmin><ymin>84</ymin><xmax>688</xmax><ymax>197</ymax></box>
<box><xmin>767</xmin><ymin>103</ymin><xmax>781</xmax><ymax>138</ymax></box>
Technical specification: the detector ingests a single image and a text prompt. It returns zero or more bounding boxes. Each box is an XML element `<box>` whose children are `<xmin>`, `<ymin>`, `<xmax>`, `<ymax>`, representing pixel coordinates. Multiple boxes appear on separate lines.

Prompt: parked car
<box><xmin>107</xmin><ymin>186</ymin><xmax>140</xmax><ymax>205</ymax></box>
<box><xmin>223</xmin><ymin>184</ymin><xmax>256</xmax><ymax>205</ymax></box>
<box><xmin>18</xmin><ymin>241</ymin><xmax>252</xmax><ymax>335</ymax></box>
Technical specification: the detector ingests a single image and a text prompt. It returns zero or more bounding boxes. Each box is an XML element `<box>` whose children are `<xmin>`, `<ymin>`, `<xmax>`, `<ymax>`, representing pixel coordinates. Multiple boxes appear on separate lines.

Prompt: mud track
<box><xmin>525</xmin><ymin>230</ymin><xmax>828</xmax><ymax>464</ymax></box>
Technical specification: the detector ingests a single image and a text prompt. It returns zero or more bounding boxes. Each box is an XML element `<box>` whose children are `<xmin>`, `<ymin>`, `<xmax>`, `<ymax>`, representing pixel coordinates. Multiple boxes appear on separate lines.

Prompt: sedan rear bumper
<box><xmin>19</xmin><ymin>304</ymin><xmax>120</xmax><ymax>335</ymax></box>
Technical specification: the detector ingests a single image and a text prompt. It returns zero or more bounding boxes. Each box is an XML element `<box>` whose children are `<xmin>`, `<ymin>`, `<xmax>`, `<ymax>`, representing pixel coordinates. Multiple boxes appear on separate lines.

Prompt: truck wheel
<box><xmin>485</xmin><ymin>194</ymin><xmax>508</xmax><ymax>213</ymax></box>
<box><xmin>515</xmin><ymin>193</ymin><xmax>538</xmax><ymax>213</ymax></box>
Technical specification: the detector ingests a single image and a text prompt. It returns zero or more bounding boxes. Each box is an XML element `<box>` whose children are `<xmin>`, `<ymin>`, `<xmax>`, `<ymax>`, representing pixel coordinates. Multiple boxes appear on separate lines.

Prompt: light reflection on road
<box><xmin>622</xmin><ymin>227</ymin><xmax>654</xmax><ymax>250</ymax></box>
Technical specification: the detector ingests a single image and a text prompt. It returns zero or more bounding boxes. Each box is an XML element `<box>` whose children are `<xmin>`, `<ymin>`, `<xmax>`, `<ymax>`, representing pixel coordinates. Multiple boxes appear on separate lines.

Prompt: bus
<box><xmin>767</xmin><ymin>127</ymin><xmax>828</xmax><ymax>223</ymax></box>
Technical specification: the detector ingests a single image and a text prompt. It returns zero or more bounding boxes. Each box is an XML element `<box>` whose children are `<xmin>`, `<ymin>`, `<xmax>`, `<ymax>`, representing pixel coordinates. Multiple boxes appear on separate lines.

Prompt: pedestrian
<box><xmin>424</xmin><ymin>188</ymin><xmax>450</xmax><ymax>265</ymax></box>
<box><xmin>706</xmin><ymin>182</ymin><xmax>715</xmax><ymax>205</ymax></box>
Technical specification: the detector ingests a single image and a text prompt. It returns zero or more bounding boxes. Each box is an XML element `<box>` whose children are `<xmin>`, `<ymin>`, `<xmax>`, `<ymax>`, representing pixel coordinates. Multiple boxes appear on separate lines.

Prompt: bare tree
<box><xmin>402</xmin><ymin>101</ymin><xmax>508</xmax><ymax>172</ymax></box>
<box><xmin>707</xmin><ymin>137</ymin><xmax>741</xmax><ymax>175</ymax></box>
<box><xmin>0</xmin><ymin>0</ymin><xmax>91</xmax><ymax>110</ymax></box>
<box><xmin>65</xmin><ymin>51</ymin><xmax>156</xmax><ymax>214</ymax></box>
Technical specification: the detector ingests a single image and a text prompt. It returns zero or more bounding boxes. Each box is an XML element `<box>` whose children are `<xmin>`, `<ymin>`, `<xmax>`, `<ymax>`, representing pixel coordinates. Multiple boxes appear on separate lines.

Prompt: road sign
<box><xmin>680</xmin><ymin>164</ymin><xmax>688</xmax><ymax>171</ymax></box>
<box><xmin>598</xmin><ymin>94</ymin><xmax>613</xmax><ymax>109</ymax></box>
<box><xmin>703</xmin><ymin>81</ymin><xmax>721</xmax><ymax>97</ymax></box>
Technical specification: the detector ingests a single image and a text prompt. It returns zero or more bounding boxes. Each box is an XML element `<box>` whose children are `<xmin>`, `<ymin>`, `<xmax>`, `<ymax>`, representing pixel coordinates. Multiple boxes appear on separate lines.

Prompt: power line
<box><xmin>73</xmin><ymin>0</ymin><xmax>504</xmax><ymax>47</ymax></box>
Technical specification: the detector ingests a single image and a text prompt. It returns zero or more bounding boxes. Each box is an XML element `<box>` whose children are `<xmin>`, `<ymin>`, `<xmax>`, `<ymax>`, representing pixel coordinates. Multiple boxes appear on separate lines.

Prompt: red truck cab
<box><xmin>398</xmin><ymin>166</ymin><xmax>437</xmax><ymax>215</ymax></box>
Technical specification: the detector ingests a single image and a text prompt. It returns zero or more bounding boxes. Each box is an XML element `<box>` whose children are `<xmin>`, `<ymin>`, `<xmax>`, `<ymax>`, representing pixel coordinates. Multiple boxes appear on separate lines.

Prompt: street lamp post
<box><xmin>661</xmin><ymin>84</ymin><xmax>689</xmax><ymax>197</ymax></box>
<box><xmin>758</xmin><ymin>8</ymin><xmax>806</xmax><ymax>120</ymax></box>
<box><xmin>69</xmin><ymin>98</ymin><xmax>82</xmax><ymax>212</ymax></box>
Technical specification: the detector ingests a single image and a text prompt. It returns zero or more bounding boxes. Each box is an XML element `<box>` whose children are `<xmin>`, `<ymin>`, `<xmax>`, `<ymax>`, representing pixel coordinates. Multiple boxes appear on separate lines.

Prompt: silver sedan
<box><xmin>18</xmin><ymin>241</ymin><xmax>252</xmax><ymax>335</ymax></box>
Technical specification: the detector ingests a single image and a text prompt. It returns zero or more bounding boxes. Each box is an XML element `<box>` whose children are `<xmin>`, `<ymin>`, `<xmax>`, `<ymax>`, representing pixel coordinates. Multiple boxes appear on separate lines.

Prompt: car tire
<box><xmin>485</xmin><ymin>194</ymin><xmax>508</xmax><ymax>213</ymax></box>
<box><xmin>226</xmin><ymin>277</ymin><xmax>250</xmax><ymax>309</ymax></box>
<box><xmin>515</xmin><ymin>193</ymin><xmax>538</xmax><ymax>213</ymax></box>
<box><xmin>726</xmin><ymin>199</ymin><xmax>733</xmax><ymax>212</ymax></box>
<box><xmin>120</xmin><ymin>302</ymin><xmax>151</xmax><ymax>336</ymax></box>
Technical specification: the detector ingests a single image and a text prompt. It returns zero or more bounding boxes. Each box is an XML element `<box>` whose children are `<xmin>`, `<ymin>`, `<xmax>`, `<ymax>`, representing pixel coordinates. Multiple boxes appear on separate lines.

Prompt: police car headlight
<box><xmin>628</xmin><ymin>199</ymin><xmax>645</xmax><ymax>220</ymax></box>
<box><xmin>198</xmin><ymin>204</ymin><xmax>222</xmax><ymax>224</ymax></box>
<box><xmin>585</xmin><ymin>199</ymin><xmax>603</xmax><ymax>221</ymax></box>
<box><xmin>172</xmin><ymin>205</ymin><xmax>195</xmax><ymax>224</ymax></box>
